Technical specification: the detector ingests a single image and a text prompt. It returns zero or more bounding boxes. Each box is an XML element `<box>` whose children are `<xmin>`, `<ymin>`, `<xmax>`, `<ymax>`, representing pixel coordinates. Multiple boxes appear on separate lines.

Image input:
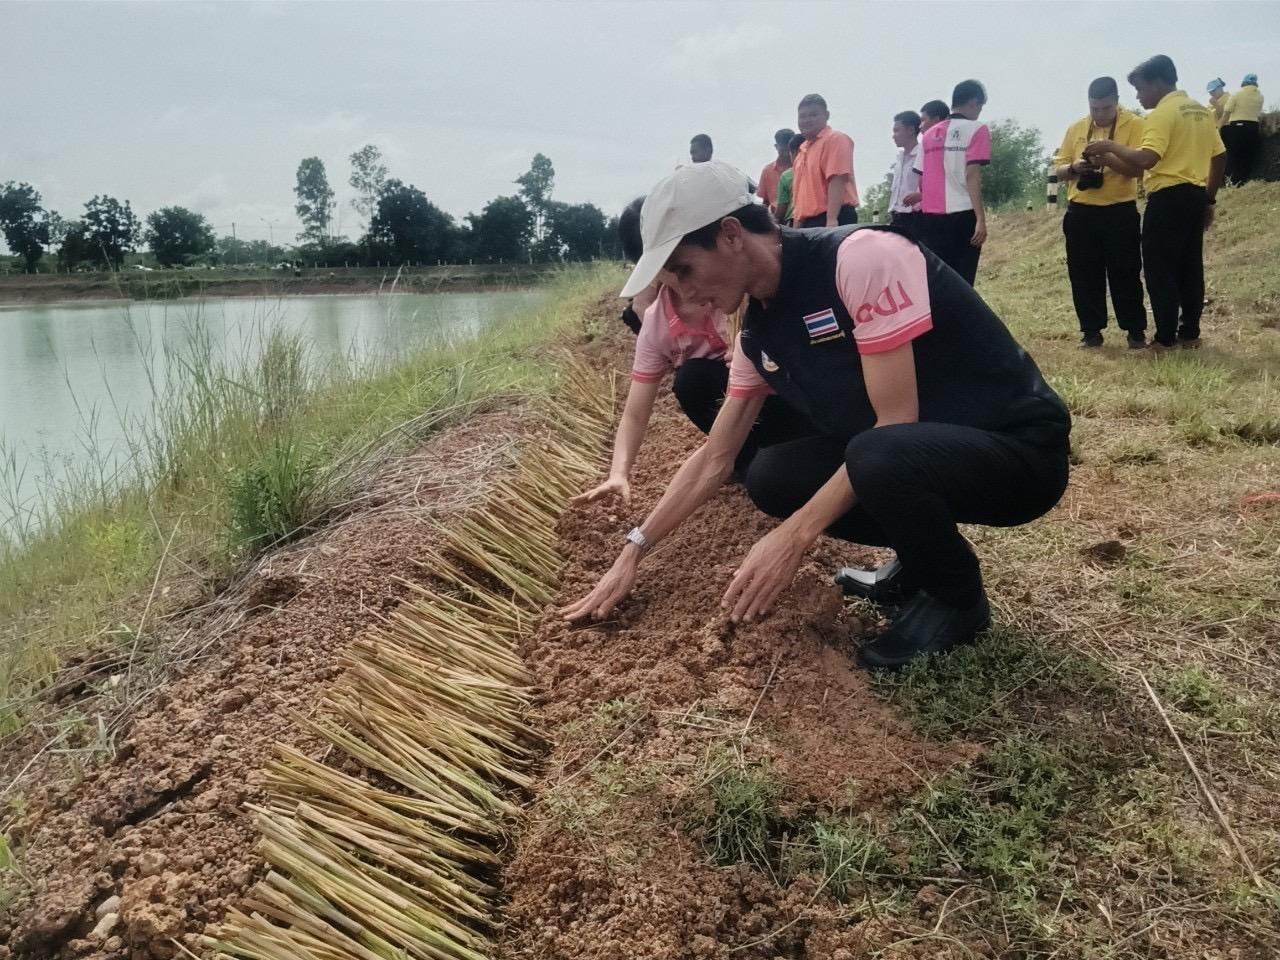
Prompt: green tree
<box><xmin>544</xmin><ymin>201</ymin><xmax>609</xmax><ymax>260</ymax></box>
<box><xmin>58</xmin><ymin>220</ymin><xmax>90</xmax><ymax>272</ymax></box>
<box><xmin>82</xmin><ymin>195</ymin><xmax>141</xmax><ymax>269</ymax></box>
<box><xmin>217</xmin><ymin>236</ymin><xmax>284</xmax><ymax>266</ymax></box>
<box><xmin>364</xmin><ymin>179</ymin><xmax>458</xmax><ymax>265</ymax></box>
<box><xmin>984</xmin><ymin>120</ymin><xmax>1051</xmax><ymax>210</ymax></box>
<box><xmin>145</xmin><ymin>206</ymin><xmax>216</xmax><ymax>266</ymax></box>
<box><xmin>515</xmin><ymin>153</ymin><xmax>555</xmax><ymax>255</ymax></box>
<box><xmin>466</xmin><ymin>195</ymin><xmax>534</xmax><ymax>262</ymax></box>
<box><xmin>0</xmin><ymin>182</ymin><xmax>50</xmax><ymax>272</ymax></box>
<box><xmin>858</xmin><ymin>166</ymin><xmax>897</xmax><ymax>222</ymax></box>
<box><xmin>294</xmin><ymin>157</ymin><xmax>335</xmax><ymax>244</ymax></box>
<box><xmin>349</xmin><ymin>144</ymin><xmax>388</xmax><ymax>225</ymax></box>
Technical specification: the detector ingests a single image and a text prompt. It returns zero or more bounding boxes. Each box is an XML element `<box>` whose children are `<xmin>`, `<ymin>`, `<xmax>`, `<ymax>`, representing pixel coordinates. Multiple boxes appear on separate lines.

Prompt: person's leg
<box><xmin>1103</xmin><ymin>202</ymin><xmax>1147</xmax><ymax>341</ymax></box>
<box><xmin>1220</xmin><ymin>124</ymin><xmax>1239</xmax><ymax>184</ymax></box>
<box><xmin>1235</xmin><ymin>123</ymin><xmax>1261</xmax><ymax>185</ymax></box>
<box><xmin>952</xmin><ymin>210</ymin><xmax>981</xmax><ymax>285</ymax></box>
<box><xmin>745</xmin><ymin>437</ymin><xmax>889</xmax><ymax>546</ymax></box>
<box><xmin>837</xmin><ymin>204</ymin><xmax>859</xmax><ymax>226</ymax></box>
<box><xmin>671</xmin><ymin>358</ymin><xmax>728</xmax><ymax>435</ymax></box>
<box><xmin>1141</xmin><ymin>190</ymin><xmax>1181</xmax><ymax>346</ymax></box>
<box><xmin>1172</xmin><ymin>186</ymin><xmax>1207</xmax><ymax>343</ymax></box>
<box><xmin>798</xmin><ymin>214</ymin><xmax>824</xmax><ymax>228</ymax></box>
<box><xmin>1064</xmin><ymin>204</ymin><xmax>1109</xmax><ymax>339</ymax></box>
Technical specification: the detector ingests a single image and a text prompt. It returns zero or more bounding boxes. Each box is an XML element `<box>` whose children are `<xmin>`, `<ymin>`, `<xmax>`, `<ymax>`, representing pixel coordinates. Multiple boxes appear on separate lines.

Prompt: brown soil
<box><xmin>497</xmin><ymin>386</ymin><xmax>980</xmax><ymax>958</ymax></box>
<box><xmin>0</xmin><ymin>407</ymin><xmax>536</xmax><ymax>960</ymax></box>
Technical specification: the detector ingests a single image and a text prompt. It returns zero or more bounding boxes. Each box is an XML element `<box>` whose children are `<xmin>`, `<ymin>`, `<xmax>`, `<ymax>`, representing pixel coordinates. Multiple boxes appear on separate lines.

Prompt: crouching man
<box><xmin>563</xmin><ymin>161</ymin><xmax>1070</xmax><ymax>669</ymax></box>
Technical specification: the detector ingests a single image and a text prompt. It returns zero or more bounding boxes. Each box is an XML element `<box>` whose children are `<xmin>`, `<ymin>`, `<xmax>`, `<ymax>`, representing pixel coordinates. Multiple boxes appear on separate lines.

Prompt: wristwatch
<box><xmin>624</xmin><ymin>527</ymin><xmax>651</xmax><ymax>554</ymax></box>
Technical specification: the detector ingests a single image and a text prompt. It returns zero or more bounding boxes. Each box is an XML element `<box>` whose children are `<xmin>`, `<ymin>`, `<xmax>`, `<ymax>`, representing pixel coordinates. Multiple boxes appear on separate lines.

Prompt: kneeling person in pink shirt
<box><xmin>577</xmin><ymin>195</ymin><xmax>811</xmax><ymax>505</ymax></box>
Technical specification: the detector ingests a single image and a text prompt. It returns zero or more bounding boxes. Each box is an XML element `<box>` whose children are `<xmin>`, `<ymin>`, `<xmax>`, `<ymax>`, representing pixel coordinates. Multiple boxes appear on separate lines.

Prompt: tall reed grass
<box><xmin>0</xmin><ymin>264</ymin><xmax>619</xmax><ymax>737</ymax></box>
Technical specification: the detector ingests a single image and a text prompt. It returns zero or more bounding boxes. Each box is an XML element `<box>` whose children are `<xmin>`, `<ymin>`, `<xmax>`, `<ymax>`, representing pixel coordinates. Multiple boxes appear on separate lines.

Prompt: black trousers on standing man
<box><xmin>1142</xmin><ymin>184</ymin><xmax>1208</xmax><ymax>346</ymax></box>
<box><xmin>1062</xmin><ymin>200</ymin><xmax>1147</xmax><ymax>338</ymax></box>
<box><xmin>919</xmin><ymin>210</ymin><xmax>982</xmax><ymax>285</ymax></box>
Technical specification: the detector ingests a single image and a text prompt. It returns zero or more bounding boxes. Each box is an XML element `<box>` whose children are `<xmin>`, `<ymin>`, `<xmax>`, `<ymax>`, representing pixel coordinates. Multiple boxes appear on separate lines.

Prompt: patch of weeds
<box><xmin>0</xmin><ymin>831</ymin><xmax>30</xmax><ymax>911</ymax></box>
<box><xmin>870</xmin><ymin>626</ymin><xmax>1113</xmax><ymax>739</ymax></box>
<box><xmin>1225</xmin><ymin>416</ymin><xmax>1280</xmax><ymax>445</ymax></box>
<box><xmin>693</xmin><ymin>746</ymin><xmax>786</xmax><ymax>871</ymax></box>
<box><xmin>803</xmin><ymin>817</ymin><xmax>895</xmax><ymax>900</ymax></box>
<box><xmin>1159</xmin><ymin>665</ymin><xmax>1254</xmax><ymax>734</ymax></box>
<box><xmin>227</xmin><ymin>436</ymin><xmax>329</xmax><ymax>553</ymax></box>
<box><xmin>1104</xmin><ymin>440</ymin><xmax>1166</xmax><ymax>465</ymax></box>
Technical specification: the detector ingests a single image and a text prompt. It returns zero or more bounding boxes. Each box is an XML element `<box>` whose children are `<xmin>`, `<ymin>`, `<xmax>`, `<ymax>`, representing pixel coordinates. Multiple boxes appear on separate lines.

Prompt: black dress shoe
<box><xmin>1127</xmin><ymin>333</ymin><xmax>1147</xmax><ymax>349</ymax></box>
<box><xmin>857</xmin><ymin>590</ymin><xmax>991</xmax><ymax>670</ymax></box>
<box><xmin>1080</xmin><ymin>332</ymin><xmax>1104</xmax><ymax>349</ymax></box>
<box><xmin>834</xmin><ymin>558</ymin><xmax>919</xmax><ymax>605</ymax></box>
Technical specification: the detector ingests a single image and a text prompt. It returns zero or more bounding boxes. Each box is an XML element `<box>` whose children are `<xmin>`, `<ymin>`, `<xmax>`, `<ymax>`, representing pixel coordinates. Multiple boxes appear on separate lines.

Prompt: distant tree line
<box><xmin>0</xmin><ymin>149</ymin><xmax>621</xmax><ymax>273</ymax></box>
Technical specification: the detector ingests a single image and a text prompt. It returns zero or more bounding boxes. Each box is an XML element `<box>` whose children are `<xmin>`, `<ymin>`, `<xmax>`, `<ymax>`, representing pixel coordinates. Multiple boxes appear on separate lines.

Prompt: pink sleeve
<box><xmin>824</xmin><ymin>133</ymin><xmax>854</xmax><ymax>179</ymax></box>
<box><xmin>630</xmin><ymin>300</ymin><xmax>671</xmax><ymax>383</ymax></box>
<box><xmin>835</xmin><ymin>232</ymin><xmax>933</xmax><ymax>355</ymax></box>
<box><xmin>727</xmin><ymin>333</ymin><xmax>773</xmax><ymax>397</ymax></box>
<box><xmin>966</xmin><ymin>124</ymin><xmax>991</xmax><ymax>165</ymax></box>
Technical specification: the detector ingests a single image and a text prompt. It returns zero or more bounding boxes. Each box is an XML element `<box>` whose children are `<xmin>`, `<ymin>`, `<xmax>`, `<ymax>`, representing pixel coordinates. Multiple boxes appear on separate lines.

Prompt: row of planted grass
<box><xmin>0</xmin><ymin>263</ymin><xmax>623</xmax><ymax>738</ymax></box>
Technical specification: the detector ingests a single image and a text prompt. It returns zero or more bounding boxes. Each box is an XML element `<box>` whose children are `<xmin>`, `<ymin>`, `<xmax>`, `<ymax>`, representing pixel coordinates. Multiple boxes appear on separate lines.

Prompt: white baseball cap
<box><xmin>620</xmin><ymin>161</ymin><xmax>758</xmax><ymax>298</ymax></box>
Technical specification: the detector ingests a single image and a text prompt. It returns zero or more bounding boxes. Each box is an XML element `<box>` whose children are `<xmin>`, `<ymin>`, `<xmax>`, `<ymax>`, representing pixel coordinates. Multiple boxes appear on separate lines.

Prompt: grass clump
<box><xmin>226</xmin><ymin>436</ymin><xmax>328</xmax><ymax>553</ymax></box>
<box><xmin>694</xmin><ymin>747</ymin><xmax>785</xmax><ymax>870</ymax></box>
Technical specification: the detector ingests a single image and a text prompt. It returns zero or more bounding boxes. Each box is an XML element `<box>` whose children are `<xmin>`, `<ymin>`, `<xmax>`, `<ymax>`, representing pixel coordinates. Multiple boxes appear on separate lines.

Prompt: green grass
<box><xmin>0</xmin><ymin>264</ymin><xmax>621</xmax><ymax>737</ymax></box>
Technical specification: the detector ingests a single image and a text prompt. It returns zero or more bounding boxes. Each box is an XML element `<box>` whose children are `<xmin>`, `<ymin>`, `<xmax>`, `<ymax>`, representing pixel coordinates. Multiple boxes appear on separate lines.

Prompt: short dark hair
<box><xmin>679</xmin><ymin>203</ymin><xmax>776</xmax><ymax>250</ymax></box>
<box><xmin>1128</xmin><ymin>54</ymin><xmax>1177</xmax><ymax>87</ymax></box>
<box><xmin>893</xmin><ymin>110</ymin><xmax>921</xmax><ymax>133</ymax></box>
<box><xmin>920</xmin><ymin>99</ymin><xmax>949</xmax><ymax>121</ymax></box>
<box><xmin>619</xmin><ymin>196</ymin><xmax>644</xmax><ymax>264</ymax></box>
<box><xmin>952</xmin><ymin>79</ymin><xmax>987</xmax><ymax>107</ymax></box>
<box><xmin>690</xmin><ymin>133</ymin><xmax>712</xmax><ymax>149</ymax></box>
<box><xmin>787</xmin><ymin>132</ymin><xmax>805</xmax><ymax>154</ymax></box>
<box><xmin>774</xmin><ymin>127</ymin><xmax>795</xmax><ymax>145</ymax></box>
<box><xmin>798</xmin><ymin>93</ymin><xmax>827</xmax><ymax>111</ymax></box>
<box><xmin>1088</xmin><ymin>76</ymin><xmax>1119</xmax><ymax>100</ymax></box>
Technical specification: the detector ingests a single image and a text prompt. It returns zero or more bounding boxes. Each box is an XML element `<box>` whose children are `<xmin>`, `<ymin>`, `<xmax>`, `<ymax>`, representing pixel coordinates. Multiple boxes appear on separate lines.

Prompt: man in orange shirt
<box><xmin>757</xmin><ymin>128</ymin><xmax>795</xmax><ymax>216</ymax></box>
<box><xmin>791</xmin><ymin>93</ymin><xmax>859</xmax><ymax>227</ymax></box>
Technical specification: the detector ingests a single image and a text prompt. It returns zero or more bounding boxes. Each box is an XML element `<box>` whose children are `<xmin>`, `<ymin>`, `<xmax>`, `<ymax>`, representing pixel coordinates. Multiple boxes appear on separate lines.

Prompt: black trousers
<box><xmin>672</xmin><ymin>358</ymin><xmax>815</xmax><ymax>472</ymax></box>
<box><xmin>919</xmin><ymin>210</ymin><xmax>981</xmax><ymax>285</ymax></box>
<box><xmin>1224</xmin><ymin>121</ymin><xmax>1261</xmax><ymax>185</ymax></box>
<box><xmin>889</xmin><ymin>211</ymin><xmax>923</xmax><ymax>241</ymax></box>
<box><xmin>1143</xmin><ymin>184</ymin><xmax>1207</xmax><ymax>345</ymax></box>
<box><xmin>1062</xmin><ymin>201</ymin><xmax>1146</xmax><ymax>336</ymax></box>
<box><xmin>799</xmin><ymin>204</ymin><xmax>859</xmax><ymax>228</ymax></box>
<box><xmin>745</xmin><ymin>421</ymin><xmax>1070</xmax><ymax>608</ymax></box>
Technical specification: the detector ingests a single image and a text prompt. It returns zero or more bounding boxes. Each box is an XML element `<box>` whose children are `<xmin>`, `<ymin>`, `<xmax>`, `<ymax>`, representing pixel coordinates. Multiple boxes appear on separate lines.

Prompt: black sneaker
<box><xmin>1126</xmin><ymin>333</ymin><xmax>1147</xmax><ymax>349</ymax></box>
<box><xmin>1080</xmin><ymin>333</ymin><xmax>1104</xmax><ymax>349</ymax></box>
<box><xmin>857</xmin><ymin>590</ymin><xmax>991</xmax><ymax>670</ymax></box>
<box><xmin>834</xmin><ymin>558</ymin><xmax>919</xmax><ymax>605</ymax></box>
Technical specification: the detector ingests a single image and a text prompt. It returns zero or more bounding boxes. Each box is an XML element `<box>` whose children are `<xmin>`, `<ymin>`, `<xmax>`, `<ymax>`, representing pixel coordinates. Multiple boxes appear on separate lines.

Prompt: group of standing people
<box><xmin>1207</xmin><ymin>73</ymin><xmax>1266</xmax><ymax>186</ymax></box>
<box><xmin>1055</xmin><ymin>56</ymin><xmax>1258</xmax><ymax>350</ymax></box>
<box><xmin>743</xmin><ymin>83</ymin><xmax>993</xmax><ymax>286</ymax></box>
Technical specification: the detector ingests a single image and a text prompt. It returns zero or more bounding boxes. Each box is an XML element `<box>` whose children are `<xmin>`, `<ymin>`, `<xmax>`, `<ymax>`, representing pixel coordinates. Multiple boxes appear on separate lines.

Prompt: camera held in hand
<box><xmin>1076</xmin><ymin>154</ymin><xmax>1104</xmax><ymax>191</ymax></box>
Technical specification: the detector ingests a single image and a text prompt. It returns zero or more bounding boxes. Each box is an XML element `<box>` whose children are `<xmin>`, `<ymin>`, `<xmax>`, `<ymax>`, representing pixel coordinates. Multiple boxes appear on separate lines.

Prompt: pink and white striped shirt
<box><xmin>914</xmin><ymin>117</ymin><xmax>991</xmax><ymax>214</ymax></box>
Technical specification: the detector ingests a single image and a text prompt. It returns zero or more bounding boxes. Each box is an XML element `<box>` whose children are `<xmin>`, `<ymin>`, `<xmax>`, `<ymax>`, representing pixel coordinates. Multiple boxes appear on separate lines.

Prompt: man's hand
<box><xmin>970</xmin><ymin>216</ymin><xmax>987</xmax><ymax>247</ymax></box>
<box><xmin>721</xmin><ymin>525</ymin><xmax>807</xmax><ymax>623</ymax></box>
<box><xmin>573</xmin><ymin>474</ymin><xmax>631</xmax><ymax>505</ymax></box>
<box><xmin>902</xmin><ymin>191</ymin><xmax>921</xmax><ymax>207</ymax></box>
<box><xmin>1082</xmin><ymin>139</ymin><xmax>1117</xmax><ymax>162</ymax></box>
<box><xmin>561</xmin><ymin>548</ymin><xmax>641</xmax><ymax>622</ymax></box>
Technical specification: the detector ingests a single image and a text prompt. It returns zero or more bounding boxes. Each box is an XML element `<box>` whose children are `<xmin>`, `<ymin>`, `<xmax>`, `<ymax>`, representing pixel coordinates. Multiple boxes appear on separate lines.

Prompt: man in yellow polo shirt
<box><xmin>1222</xmin><ymin>73</ymin><xmax>1264</xmax><ymax>184</ymax></box>
<box><xmin>1085</xmin><ymin>54</ymin><xmax>1226</xmax><ymax>350</ymax></box>
<box><xmin>1053</xmin><ymin>76</ymin><xmax>1148</xmax><ymax>349</ymax></box>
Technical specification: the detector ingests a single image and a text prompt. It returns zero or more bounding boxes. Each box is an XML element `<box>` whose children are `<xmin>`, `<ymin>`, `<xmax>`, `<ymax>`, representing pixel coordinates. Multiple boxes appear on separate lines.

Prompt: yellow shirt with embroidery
<box><xmin>1054</xmin><ymin>108</ymin><xmax>1145</xmax><ymax>205</ymax></box>
<box><xmin>1141</xmin><ymin>90</ymin><xmax>1226</xmax><ymax>194</ymax></box>
<box><xmin>1225</xmin><ymin>86</ymin><xmax>1264</xmax><ymax>123</ymax></box>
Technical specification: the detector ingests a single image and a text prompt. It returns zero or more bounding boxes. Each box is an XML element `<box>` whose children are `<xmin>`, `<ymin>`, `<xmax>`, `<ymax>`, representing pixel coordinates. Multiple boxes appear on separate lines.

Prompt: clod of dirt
<box><xmin>1080</xmin><ymin>539</ymin><xmax>1127</xmax><ymax>565</ymax></box>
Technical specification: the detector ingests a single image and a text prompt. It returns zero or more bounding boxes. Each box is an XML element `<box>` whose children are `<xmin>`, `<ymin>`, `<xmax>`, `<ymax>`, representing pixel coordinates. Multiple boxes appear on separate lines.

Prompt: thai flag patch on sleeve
<box><xmin>803</xmin><ymin>307</ymin><xmax>842</xmax><ymax>343</ymax></box>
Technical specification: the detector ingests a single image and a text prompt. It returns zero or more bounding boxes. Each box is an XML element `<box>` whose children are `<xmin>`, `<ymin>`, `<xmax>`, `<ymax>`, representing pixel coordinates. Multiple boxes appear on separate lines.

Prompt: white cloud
<box><xmin>660</xmin><ymin>21</ymin><xmax>774</xmax><ymax>78</ymax></box>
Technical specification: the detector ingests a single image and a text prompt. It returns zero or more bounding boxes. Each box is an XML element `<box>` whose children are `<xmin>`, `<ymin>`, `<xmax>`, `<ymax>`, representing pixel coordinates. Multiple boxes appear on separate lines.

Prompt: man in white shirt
<box><xmin>888</xmin><ymin>110</ymin><xmax>923</xmax><ymax>241</ymax></box>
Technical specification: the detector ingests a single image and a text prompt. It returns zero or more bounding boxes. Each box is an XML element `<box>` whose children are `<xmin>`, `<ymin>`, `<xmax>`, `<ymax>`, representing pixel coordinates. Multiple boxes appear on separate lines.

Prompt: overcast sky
<box><xmin>3</xmin><ymin>0</ymin><xmax>1276</xmax><ymax>248</ymax></box>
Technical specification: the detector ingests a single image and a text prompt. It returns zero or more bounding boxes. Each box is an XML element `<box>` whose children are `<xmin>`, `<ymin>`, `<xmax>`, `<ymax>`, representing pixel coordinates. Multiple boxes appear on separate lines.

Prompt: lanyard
<box><xmin>1086</xmin><ymin>116</ymin><xmax>1118</xmax><ymax>142</ymax></box>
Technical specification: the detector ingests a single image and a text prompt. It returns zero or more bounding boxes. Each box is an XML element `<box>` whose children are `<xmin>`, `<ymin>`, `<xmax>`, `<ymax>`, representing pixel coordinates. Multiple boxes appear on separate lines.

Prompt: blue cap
<box><xmin>1242</xmin><ymin>73</ymin><xmax>1258</xmax><ymax>86</ymax></box>
<box><xmin>1207</xmin><ymin>77</ymin><xmax>1225</xmax><ymax>93</ymax></box>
